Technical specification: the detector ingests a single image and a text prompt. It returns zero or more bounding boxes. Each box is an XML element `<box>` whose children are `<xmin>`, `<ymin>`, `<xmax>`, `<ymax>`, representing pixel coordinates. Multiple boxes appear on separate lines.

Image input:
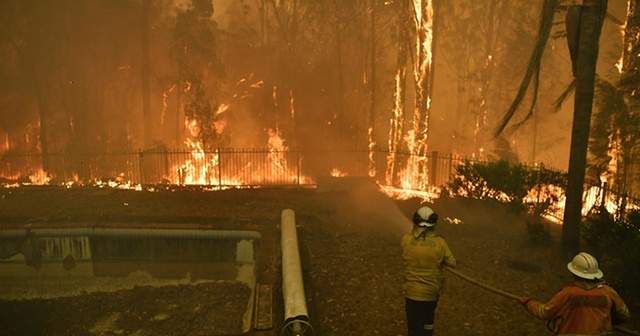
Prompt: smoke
<box><xmin>161</xmin><ymin>0</ymin><xmax>203</xmax><ymax>18</ymax></box>
<box><xmin>321</xmin><ymin>177</ymin><xmax>414</xmax><ymax>238</ymax></box>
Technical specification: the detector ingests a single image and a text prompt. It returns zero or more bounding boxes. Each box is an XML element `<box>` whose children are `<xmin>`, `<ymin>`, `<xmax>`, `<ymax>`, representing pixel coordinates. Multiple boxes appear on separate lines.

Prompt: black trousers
<box><xmin>406</xmin><ymin>298</ymin><xmax>438</xmax><ymax>336</ymax></box>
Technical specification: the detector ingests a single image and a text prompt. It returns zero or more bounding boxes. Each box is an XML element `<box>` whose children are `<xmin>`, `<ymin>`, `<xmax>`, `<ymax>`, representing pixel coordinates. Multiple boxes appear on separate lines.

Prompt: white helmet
<box><xmin>567</xmin><ymin>252</ymin><xmax>603</xmax><ymax>280</ymax></box>
<box><xmin>413</xmin><ymin>206</ymin><xmax>438</xmax><ymax>228</ymax></box>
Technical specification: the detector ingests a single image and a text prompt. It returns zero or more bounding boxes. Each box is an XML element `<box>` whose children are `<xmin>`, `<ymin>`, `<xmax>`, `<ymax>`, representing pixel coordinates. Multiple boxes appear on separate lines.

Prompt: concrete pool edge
<box><xmin>1</xmin><ymin>227</ymin><xmax>262</xmax><ymax>334</ymax></box>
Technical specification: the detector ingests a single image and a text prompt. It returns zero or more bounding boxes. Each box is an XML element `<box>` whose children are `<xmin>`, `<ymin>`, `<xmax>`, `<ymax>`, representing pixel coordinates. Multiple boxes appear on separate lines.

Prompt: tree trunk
<box><xmin>34</xmin><ymin>76</ymin><xmax>50</xmax><ymax>172</ymax></box>
<box><xmin>369</xmin><ymin>0</ymin><xmax>378</xmax><ymax>177</ymax></box>
<box><xmin>385</xmin><ymin>0</ymin><xmax>409</xmax><ymax>186</ymax></box>
<box><xmin>474</xmin><ymin>0</ymin><xmax>496</xmax><ymax>158</ymax></box>
<box><xmin>141</xmin><ymin>0</ymin><xmax>152</xmax><ymax>149</ymax></box>
<box><xmin>562</xmin><ymin>0</ymin><xmax>607</xmax><ymax>254</ymax></box>
<box><xmin>333</xmin><ymin>1</ymin><xmax>345</xmax><ymax>141</ymax></box>
<box><xmin>411</xmin><ymin>0</ymin><xmax>435</xmax><ymax>189</ymax></box>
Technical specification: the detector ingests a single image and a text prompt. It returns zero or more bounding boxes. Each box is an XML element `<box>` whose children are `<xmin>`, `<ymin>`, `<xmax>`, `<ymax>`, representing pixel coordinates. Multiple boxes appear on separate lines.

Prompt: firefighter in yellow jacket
<box><xmin>401</xmin><ymin>206</ymin><xmax>457</xmax><ymax>336</ymax></box>
<box><xmin>519</xmin><ymin>252</ymin><xmax>630</xmax><ymax>335</ymax></box>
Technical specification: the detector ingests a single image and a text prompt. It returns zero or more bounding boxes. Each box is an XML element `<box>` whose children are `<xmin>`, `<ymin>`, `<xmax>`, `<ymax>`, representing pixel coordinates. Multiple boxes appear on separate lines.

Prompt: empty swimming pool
<box><xmin>0</xmin><ymin>227</ymin><xmax>261</xmax><ymax>335</ymax></box>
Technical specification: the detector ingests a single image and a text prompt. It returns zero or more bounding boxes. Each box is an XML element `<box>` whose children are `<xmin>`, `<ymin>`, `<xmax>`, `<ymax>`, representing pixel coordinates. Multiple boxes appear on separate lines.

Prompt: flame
<box><xmin>161</xmin><ymin>80</ymin><xmax>310</xmax><ymax>187</ymax></box>
<box><xmin>378</xmin><ymin>184</ymin><xmax>438</xmax><ymax>203</ymax></box>
<box><xmin>368</xmin><ymin>127</ymin><xmax>376</xmax><ymax>177</ymax></box>
<box><xmin>29</xmin><ymin>169</ymin><xmax>51</xmax><ymax>185</ymax></box>
<box><xmin>444</xmin><ymin>217</ymin><xmax>464</xmax><ymax>225</ymax></box>
<box><xmin>615</xmin><ymin>57</ymin><xmax>623</xmax><ymax>74</ymax></box>
<box><xmin>605</xmin><ymin>132</ymin><xmax>619</xmax><ymax>183</ymax></box>
<box><xmin>615</xmin><ymin>3</ymin><xmax>628</xmax><ymax>74</ymax></box>
<box><xmin>386</xmin><ymin>70</ymin><xmax>406</xmax><ymax>185</ymax></box>
<box><xmin>272</xmin><ymin>85</ymin><xmax>278</xmax><ymax>108</ymax></box>
<box><xmin>214</xmin><ymin>104</ymin><xmax>229</xmax><ymax>117</ymax></box>
<box><xmin>164</xmin><ymin>110</ymin><xmax>312</xmax><ymax>187</ymax></box>
<box><xmin>0</xmin><ymin>76</ymin><xmax>316</xmax><ymax>189</ymax></box>
<box><xmin>380</xmin><ymin>0</ymin><xmax>434</xmax><ymax>191</ymax></box>
<box><xmin>213</xmin><ymin>119</ymin><xmax>227</xmax><ymax>134</ymax></box>
<box><xmin>268</xmin><ymin>127</ymin><xmax>288</xmax><ymax>176</ymax></box>
<box><xmin>0</xmin><ymin>169</ymin><xmax>51</xmax><ymax>186</ymax></box>
<box><xmin>185</xmin><ymin>118</ymin><xmax>200</xmax><ymax>138</ymax></box>
<box><xmin>213</xmin><ymin>104</ymin><xmax>229</xmax><ymax>134</ymax></box>
<box><xmin>412</xmin><ymin>0</ymin><xmax>434</xmax><ymax>84</ymax></box>
<box><xmin>95</xmin><ymin>173</ymin><xmax>134</xmax><ymax>189</ymax></box>
<box><xmin>289</xmin><ymin>89</ymin><xmax>295</xmax><ymax>120</ymax></box>
<box><xmin>330</xmin><ymin>168</ymin><xmax>347</xmax><ymax>177</ymax></box>
<box><xmin>174</xmin><ymin>139</ymin><xmax>209</xmax><ymax>185</ymax></box>
<box><xmin>161</xmin><ymin>84</ymin><xmax>176</xmax><ymax>125</ymax></box>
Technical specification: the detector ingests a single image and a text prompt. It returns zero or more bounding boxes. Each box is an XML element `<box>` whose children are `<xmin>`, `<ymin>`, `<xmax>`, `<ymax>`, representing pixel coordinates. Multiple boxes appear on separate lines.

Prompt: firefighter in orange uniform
<box><xmin>519</xmin><ymin>252</ymin><xmax>630</xmax><ymax>335</ymax></box>
<box><xmin>401</xmin><ymin>206</ymin><xmax>457</xmax><ymax>336</ymax></box>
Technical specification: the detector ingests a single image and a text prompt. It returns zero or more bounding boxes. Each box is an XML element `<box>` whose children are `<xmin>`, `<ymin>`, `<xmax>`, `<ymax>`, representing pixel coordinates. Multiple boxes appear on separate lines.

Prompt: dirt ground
<box><xmin>0</xmin><ymin>182</ymin><xmax>638</xmax><ymax>336</ymax></box>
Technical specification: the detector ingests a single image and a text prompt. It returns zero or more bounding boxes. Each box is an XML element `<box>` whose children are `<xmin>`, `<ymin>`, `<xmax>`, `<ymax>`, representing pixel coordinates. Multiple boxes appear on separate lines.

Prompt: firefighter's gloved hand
<box><xmin>519</xmin><ymin>296</ymin><xmax>531</xmax><ymax>306</ymax></box>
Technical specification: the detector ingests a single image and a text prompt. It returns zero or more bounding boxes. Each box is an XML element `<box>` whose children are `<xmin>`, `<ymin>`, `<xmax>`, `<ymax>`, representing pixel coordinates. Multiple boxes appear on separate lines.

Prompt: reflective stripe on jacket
<box><xmin>524</xmin><ymin>280</ymin><xmax>630</xmax><ymax>335</ymax></box>
<box><xmin>401</xmin><ymin>227</ymin><xmax>456</xmax><ymax>301</ymax></box>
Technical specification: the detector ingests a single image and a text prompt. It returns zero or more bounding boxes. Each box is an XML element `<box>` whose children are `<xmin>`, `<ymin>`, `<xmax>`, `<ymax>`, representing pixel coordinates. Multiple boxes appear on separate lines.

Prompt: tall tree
<box><xmin>369</xmin><ymin>0</ymin><xmax>379</xmax><ymax>178</ymax></box>
<box><xmin>410</xmin><ymin>0</ymin><xmax>435</xmax><ymax>190</ymax></box>
<box><xmin>493</xmin><ymin>0</ymin><xmax>607</xmax><ymax>253</ymax></box>
<box><xmin>385</xmin><ymin>0</ymin><xmax>410</xmax><ymax>186</ymax></box>
<box><xmin>617</xmin><ymin>0</ymin><xmax>640</xmax><ymax>193</ymax></box>
<box><xmin>587</xmin><ymin>0</ymin><xmax>640</xmax><ymax>203</ymax></box>
<box><xmin>438</xmin><ymin>0</ymin><xmax>513</xmax><ymax>158</ymax></box>
<box><xmin>0</xmin><ymin>0</ymin><xmax>57</xmax><ymax>168</ymax></box>
<box><xmin>170</xmin><ymin>0</ymin><xmax>222</xmax><ymax>150</ymax></box>
<box><xmin>141</xmin><ymin>0</ymin><xmax>152</xmax><ymax>149</ymax></box>
<box><xmin>562</xmin><ymin>0</ymin><xmax>607</xmax><ymax>253</ymax></box>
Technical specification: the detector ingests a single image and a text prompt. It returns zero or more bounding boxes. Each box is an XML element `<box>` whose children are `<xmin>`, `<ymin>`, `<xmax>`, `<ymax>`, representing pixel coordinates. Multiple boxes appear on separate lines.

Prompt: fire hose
<box><xmin>443</xmin><ymin>266</ymin><xmax>639</xmax><ymax>336</ymax></box>
<box><xmin>281</xmin><ymin>209</ymin><xmax>315</xmax><ymax>336</ymax></box>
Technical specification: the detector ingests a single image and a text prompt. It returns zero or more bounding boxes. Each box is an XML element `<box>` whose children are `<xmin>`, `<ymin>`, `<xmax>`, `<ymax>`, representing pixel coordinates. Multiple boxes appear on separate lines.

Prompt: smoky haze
<box><xmin>0</xmin><ymin>0</ymin><xmax>628</xmax><ymax>172</ymax></box>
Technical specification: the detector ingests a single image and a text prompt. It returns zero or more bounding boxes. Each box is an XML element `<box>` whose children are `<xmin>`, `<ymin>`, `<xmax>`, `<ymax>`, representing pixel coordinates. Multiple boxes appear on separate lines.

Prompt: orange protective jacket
<box><xmin>524</xmin><ymin>279</ymin><xmax>630</xmax><ymax>336</ymax></box>
<box><xmin>401</xmin><ymin>227</ymin><xmax>457</xmax><ymax>301</ymax></box>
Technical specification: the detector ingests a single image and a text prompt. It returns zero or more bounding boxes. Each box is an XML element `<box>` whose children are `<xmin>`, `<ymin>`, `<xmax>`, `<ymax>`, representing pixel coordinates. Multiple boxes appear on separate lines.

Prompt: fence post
<box><xmin>138</xmin><ymin>149</ymin><xmax>144</xmax><ymax>185</ymax></box>
<box><xmin>430</xmin><ymin>151</ymin><xmax>438</xmax><ymax>187</ymax></box>
<box><xmin>62</xmin><ymin>154</ymin><xmax>67</xmax><ymax>183</ymax></box>
<box><xmin>448</xmin><ymin>153</ymin><xmax>454</xmax><ymax>183</ymax></box>
<box><xmin>296</xmin><ymin>150</ymin><xmax>301</xmax><ymax>185</ymax></box>
<box><xmin>536</xmin><ymin>163</ymin><xmax>543</xmax><ymax>204</ymax></box>
<box><xmin>217</xmin><ymin>148</ymin><xmax>222</xmax><ymax>189</ymax></box>
<box><xmin>619</xmin><ymin>192</ymin><xmax>627</xmax><ymax>221</ymax></box>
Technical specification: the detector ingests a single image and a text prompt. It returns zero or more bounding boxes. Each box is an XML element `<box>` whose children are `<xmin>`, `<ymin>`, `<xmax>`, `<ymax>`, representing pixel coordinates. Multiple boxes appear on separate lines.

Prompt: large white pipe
<box><xmin>280</xmin><ymin>209</ymin><xmax>309</xmax><ymax>328</ymax></box>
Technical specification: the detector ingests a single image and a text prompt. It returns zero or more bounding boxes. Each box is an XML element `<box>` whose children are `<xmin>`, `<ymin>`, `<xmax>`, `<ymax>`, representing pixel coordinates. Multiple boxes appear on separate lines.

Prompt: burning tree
<box><xmin>588</xmin><ymin>0</ymin><xmax>640</xmax><ymax>195</ymax></box>
<box><xmin>170</xmin><ymin>0</ymin><xmax>223</xmax><ymax>150</ymax></box>
<box><xmin>384</xmin><ymin>0</ymin><xmax>436</xmax><ymax>190</ymax></box>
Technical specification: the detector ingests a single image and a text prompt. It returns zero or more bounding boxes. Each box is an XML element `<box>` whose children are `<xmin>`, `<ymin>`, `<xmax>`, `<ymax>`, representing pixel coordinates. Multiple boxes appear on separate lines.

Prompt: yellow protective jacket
<box><xmin>401</xmin><ymin>226</ymin><xmax>456</xmax><ymax>301</ymax></box>
<box><xmin>524</xmin><ymin>279</ymin><xmax>630</xmax><ymax>336</ymax></box>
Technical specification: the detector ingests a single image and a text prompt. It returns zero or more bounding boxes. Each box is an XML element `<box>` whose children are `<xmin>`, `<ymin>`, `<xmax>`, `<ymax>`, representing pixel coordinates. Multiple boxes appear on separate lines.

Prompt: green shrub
<box><xmin>444</xmin><ymin>159</ymin><xmax>567</xmax><ymax>210</ymax></box>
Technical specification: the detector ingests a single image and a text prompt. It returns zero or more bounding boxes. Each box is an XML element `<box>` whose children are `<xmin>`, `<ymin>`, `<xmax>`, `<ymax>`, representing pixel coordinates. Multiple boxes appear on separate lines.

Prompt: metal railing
<box><xmin>0</xmin><ymin>148</ymin><xmax>374</xmax><ymax>187</ymax></box>
<box><xmin>584</xmin><ymin>182</ymin><xmax>640</xmax><ymax>220</ymax></box>
<box><xmin>1</xmin><ymin>148</ymin><xmax>638</xmax><ymax>218</ymax></box>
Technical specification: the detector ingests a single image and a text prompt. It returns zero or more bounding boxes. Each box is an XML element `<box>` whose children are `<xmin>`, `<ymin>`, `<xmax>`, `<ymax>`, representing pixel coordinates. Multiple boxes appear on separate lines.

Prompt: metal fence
<box><xmin>0</xmin><ymin>148</ymin><xmax>375</xmax><ymax>187</ymax></box>
<box><xmin>369</xmin><ymin>150</ymin><xmax>470</xmax><ymax>189</ymax></box>
<box><xmin>1</xmin><ymin>148</ymin><xmax>638</xmax><ymax>217</ymax></box>
<box><xmin>583</xmin><ymin>182</ymin><xmax>640</xmax><ymax>220</ymax></box>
